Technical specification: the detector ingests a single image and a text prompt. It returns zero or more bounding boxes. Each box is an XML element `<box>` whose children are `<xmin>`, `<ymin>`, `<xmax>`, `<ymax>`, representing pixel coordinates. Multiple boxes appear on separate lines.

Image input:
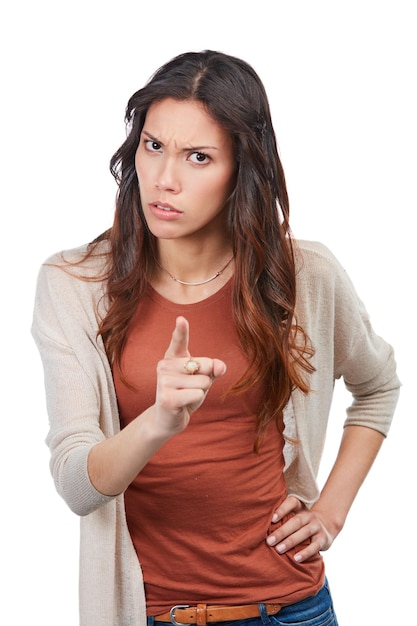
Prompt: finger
<box><xmin>158</xmin><ymin>385</ymin><xmax>207</xmax><ymax>415</ymax></box>
<box><xmin>182</xmin><ymin>358</ymin><xmax>226</xmax><ymax>379</ymax></box>
<box><xmin>180</xmin><ymin>358</ymin><xmax>226</xmax><ymax>378</ymax></box>
<box><xmin>293</xmin><ymin>538</ymin><xmax>323</xmax><ymax>563</ymax></box>
<box><xmin>267</xmin><ymin>513</ymin><xmax>323</xmax><ymax>556</ymax></box>
<box><xmin>212</xmin><ymin>358</ymin><xmax>227</xmax><ymax>379</ymax></box>
<box><xmin>274</xmin><ymin>524</ymin><xmax>318</xmax><ymax>555</ymax></box>
<box><xmin>158</xmin><ymin>357</ymin><xmax>226</xmax><ymax>380</ymax></box>
<box><xmin>271</xmin><ymin>495</ymin><xmax>303</xmax><ymax>523</ymax></box>
<box><xmin>164</xmin><ymin>316</ymin><xmax>190</xmax><ymax>359</ymax></box>
<box><xmin>267</xmin><ymin>511</ymin><xmax>311</xmax><ymax>547</ymax></box>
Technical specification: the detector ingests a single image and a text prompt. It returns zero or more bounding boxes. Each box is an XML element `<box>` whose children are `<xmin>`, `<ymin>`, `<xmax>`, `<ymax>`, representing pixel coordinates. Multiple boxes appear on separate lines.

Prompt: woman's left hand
<box><xmin>266</xmin><ymin>495</ymin><xmax>336</xmax><ymax>562</ymax></box>
<box><xmin>267</xmin><ymin>426</ymin><xmax>386</xmax><ymax>562</ymax></box>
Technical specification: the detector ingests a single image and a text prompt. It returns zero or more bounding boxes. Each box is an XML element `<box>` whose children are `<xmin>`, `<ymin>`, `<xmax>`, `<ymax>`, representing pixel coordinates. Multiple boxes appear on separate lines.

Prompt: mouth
<box><xmin>149</xmin><ymin>201</ymin><xmax>183</xmax><ymax>220</ymax></box>
<box><xmin>153</xmin><ymin>201</ymin><xmax>181</xmax><ymax>212</ymax></box>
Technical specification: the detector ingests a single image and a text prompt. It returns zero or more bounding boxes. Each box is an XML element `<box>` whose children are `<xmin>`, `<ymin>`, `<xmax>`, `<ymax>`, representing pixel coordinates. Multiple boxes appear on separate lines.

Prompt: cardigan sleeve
<box><xmin>284</xmin><ymin>241</ymin><xmax>401</xmax><ymax>506</ymax></box>
<box><xmin>330</xmin><ymin>247</ymin><xmax>401</xmax><ymax>435</ymax></box>
<box><xmin>31</xmin><ymin>252</ymin><xmax>119</xmax><ymax>516</ymax></box>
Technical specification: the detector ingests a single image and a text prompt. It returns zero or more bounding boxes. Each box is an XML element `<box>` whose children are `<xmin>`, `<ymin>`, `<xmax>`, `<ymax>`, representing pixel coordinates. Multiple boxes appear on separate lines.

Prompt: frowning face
<box><xmin>135</xmin><ymin>98</ymin><xmax>236</xmax><ymax>242</ymax></box>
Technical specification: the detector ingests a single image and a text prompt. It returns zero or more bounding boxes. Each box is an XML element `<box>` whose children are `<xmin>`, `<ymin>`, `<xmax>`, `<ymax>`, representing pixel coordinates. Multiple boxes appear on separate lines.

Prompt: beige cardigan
<box><xmin>31</xmin><ymin>239</ymin><xmax>400</xmax><ymax>626</ymax></box>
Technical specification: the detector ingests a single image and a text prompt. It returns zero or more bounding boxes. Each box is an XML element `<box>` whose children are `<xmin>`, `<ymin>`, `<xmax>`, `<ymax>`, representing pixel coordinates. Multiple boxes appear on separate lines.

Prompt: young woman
<box><xmin>32</xmin><ymin>50</ymin><xmax>400</xmax><ymax>626</ymax></box>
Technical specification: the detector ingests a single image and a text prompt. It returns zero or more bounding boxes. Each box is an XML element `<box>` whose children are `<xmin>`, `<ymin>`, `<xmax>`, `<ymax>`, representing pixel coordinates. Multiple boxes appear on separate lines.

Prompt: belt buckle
<box><xmin>169</xmin><ymin>605</ymin><xmax>191</xmax><ymax>626</ymax></box>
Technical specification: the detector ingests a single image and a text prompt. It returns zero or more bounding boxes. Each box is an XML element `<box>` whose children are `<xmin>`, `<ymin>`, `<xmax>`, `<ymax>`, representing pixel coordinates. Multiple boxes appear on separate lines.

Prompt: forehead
<box><xmin>143</xmin><ymin>98</ymin><xmax>231</xmax><ymax>147</ymax></box>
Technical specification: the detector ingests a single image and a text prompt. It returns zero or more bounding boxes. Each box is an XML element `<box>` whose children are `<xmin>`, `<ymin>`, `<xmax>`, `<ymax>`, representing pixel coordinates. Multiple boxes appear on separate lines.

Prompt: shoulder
<box><xmin>293</xmin><ymin>239</ymin><xmax>365</xmax><ymax>325</ymax></box>
<box><xmin>33</xmin><ymin>240</ymin><xmax>111</xmax><ymax>323</ymax></box>
<box><xmin>40</xmin><ymin>239</ymin><xmax>111</xmax><ymax>281</ymax></box>
<box><xmin>294</xmin><ymin>239</ymin><xmax>343</xmax><ymax>275</ymax></box>
<box><xmin>293</xmin><ymin>239</ymin><xmax>350</xmax><ymax>293</ymax></box>
<box><xmin>33</xmin><ymin>240</ymin><xmax>112</xmax><ymax>345</ymax></box>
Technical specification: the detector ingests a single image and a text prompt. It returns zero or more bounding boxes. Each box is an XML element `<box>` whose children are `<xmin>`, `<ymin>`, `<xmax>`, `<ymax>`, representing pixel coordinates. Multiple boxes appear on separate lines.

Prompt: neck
<box><xmin>151</xmin><ymin>241</ymin><xmax>234</xmax><ymax>303</ymax></box>
<box><xmin>155</xmin><ymin>239</ymin><xmax>233</xmax><ymax>285</ymax></box>
<box><xmin>159</xmin><ymin>256</ymin><xmax>234</xmax><ymax>286</ymax></box>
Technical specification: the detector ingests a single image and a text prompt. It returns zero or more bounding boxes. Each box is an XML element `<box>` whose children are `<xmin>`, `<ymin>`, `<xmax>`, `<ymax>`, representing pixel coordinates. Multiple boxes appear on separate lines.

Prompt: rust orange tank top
<box><xmin>114</xmin><ymin>279</ymin><xmax>324</xmax><ymax>615</ymax></box>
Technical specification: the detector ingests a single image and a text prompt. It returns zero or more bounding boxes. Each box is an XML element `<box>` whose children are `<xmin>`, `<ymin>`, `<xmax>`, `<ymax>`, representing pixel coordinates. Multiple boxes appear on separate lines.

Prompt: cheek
<box><xmin>135</xmin><ymin>153</ymin><xmax>152</xmax><ymax>188</ymax></box>
<box><xmin>211</xmin><ymin>171</ymin><xmax>236</xmax><ymax>201</ymax></box>
<box><xmin>136</xmin><ymin>167</ymin><xmax>152</xmax><ymax>207</ymax></box>
<box><xmin>134</xmin><ymin>155</ymin><xmax>142</xmax><ymax>183</ymax></box>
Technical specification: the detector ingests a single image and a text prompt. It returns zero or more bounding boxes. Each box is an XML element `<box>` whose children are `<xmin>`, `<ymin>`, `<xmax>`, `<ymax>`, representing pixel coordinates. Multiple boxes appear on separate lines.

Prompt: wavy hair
<box><xmin>91</xmin><ymin>50</ymin><xmax>314</xmax><ymax>448</ymax></box>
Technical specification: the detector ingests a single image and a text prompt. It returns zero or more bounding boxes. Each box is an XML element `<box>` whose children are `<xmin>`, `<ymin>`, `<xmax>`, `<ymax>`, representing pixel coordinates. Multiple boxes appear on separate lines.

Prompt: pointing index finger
<box><xmin>164</xmin><ymin>316</ymin><xmax>190</xmax><ymax>359</ymax></box>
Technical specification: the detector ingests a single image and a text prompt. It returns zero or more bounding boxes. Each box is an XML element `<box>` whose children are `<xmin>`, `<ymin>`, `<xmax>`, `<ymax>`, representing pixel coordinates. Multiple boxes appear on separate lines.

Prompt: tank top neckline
<box><xmin>145</xmin><ymin>276</ymin><xmax>234</xmax><ymax>310</ymax></box>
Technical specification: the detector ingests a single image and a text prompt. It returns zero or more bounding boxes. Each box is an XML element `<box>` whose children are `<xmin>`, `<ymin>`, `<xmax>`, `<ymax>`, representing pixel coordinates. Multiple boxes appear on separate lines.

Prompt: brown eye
<box><xmin>189</xmin><ymin>152</ymin><xmax>210</xmax><ymax>164</ymax></box>
<box><xmin>145</xmin><ymin>140</ymin><xmax>162</xmax><ymax>152</ymax></box>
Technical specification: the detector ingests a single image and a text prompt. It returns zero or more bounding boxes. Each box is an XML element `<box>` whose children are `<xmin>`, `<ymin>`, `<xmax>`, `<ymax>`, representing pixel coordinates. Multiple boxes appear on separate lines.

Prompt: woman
<box><xmin>32</xmin><ymin>50</ymin><xmax>400</xmax><ymax>626</ymax></box>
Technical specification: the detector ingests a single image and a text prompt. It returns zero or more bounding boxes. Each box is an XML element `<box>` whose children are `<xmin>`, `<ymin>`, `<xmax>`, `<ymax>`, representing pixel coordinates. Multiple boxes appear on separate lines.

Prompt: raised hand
<box><xmin>153</xmin><ymin>316</ymin><xmax>227</xmax><ymax>436</ymax></box>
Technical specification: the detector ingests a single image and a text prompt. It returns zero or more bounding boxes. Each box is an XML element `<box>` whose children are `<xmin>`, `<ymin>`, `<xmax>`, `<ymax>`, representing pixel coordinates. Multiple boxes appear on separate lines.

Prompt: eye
<box><xmin>144</xmin><ymin>139</ymin><xmax>162</xmax><ymax>152</ymax></box>
<box><xmin>189</xmin><ymin>151</ymin><xmax>210</xmax><ymax>164</ymax></box>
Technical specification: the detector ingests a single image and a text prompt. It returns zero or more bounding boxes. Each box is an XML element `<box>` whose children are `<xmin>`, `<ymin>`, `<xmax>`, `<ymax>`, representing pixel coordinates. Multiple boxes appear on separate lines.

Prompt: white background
<box><xmin>1</xmin><ymin>1</ymin><xmax>415</xmax><ymax>624</ymax></box>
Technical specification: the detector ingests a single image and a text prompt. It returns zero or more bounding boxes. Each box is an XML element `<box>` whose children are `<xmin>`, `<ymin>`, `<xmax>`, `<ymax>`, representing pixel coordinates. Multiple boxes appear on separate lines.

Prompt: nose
<box><xmin>155</xmin><ymin>157</ymin><xmax>181</xmax><ymax>193</ymax></box>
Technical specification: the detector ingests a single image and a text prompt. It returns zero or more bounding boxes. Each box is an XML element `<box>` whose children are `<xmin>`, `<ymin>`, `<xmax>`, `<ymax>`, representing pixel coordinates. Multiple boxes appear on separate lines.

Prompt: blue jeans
<box><xmin>147</xmin><ymin>580</ymin><xmax>339</xmax><ymax>626</ymax></box>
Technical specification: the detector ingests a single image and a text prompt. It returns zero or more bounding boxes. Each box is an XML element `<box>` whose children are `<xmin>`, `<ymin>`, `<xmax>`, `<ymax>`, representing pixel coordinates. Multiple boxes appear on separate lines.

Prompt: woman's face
<box><xmin>135</xmin><ymin>98</ymin><xmax>236</xmax><ymax>241</ymax></box>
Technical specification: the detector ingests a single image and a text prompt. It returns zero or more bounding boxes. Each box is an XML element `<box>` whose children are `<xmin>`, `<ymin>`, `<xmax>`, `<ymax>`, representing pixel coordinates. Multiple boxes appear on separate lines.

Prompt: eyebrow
<box><xmin>142</xmin><ymin>130</ymin><xmax>219</xmax><ymax>152</ymax></box>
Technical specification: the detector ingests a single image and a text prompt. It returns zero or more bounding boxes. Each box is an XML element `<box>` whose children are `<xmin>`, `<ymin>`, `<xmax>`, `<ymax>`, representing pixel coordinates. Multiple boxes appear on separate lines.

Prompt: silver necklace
<box><xmin>161</xmin><ymin>256</ymin><xmax>234</xmax><ymax>286</ymax></box>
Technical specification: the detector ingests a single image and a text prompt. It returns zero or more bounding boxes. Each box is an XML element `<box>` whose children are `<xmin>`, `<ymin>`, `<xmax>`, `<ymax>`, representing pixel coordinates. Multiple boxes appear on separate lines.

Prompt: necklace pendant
<box><xmin>171</xmin><ymin>272</ymin><xmax>220</xmax><ymax>286</ymax></box>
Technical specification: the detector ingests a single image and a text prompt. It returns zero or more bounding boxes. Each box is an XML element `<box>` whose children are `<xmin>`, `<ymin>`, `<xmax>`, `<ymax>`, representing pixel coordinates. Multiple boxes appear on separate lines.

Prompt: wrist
<box><xmin>310</xmin><ymin>502</ymin><xmax>346</xmax><ymax>539</ymax></box>
<box><xmin>137</xmin><ymin>405</ymin><xmax>177</xmax><ymax>446</ymax></box>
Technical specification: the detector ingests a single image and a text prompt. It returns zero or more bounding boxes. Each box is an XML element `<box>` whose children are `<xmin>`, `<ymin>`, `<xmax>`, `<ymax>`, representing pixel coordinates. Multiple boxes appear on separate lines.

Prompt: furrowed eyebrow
<box><xmin>142</xmin><ymin>131</ymin><xmax>161</xmax><ymax>143</ymax></box>
<box><xmin>142</xmin><ymin>130</ymin><xmax>218</xmax><ymax>152</ymax></box>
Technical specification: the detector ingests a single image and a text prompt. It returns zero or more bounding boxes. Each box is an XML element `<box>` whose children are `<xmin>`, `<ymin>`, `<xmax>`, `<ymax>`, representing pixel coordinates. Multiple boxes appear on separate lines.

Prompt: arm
<box><xmin>87</xmin><ymin>316</ymin><xmax>227</xmax><ymax>497</ymax></box>
<box><xmin>267</xmin><ymin>243</ymin><xmax>400</xmax><ymax>560</ymax></box>
<box><xmin>266</xmin><ymin>424</ymin><xmax>384</xmax><ymax>561</ymax></box>
<box><xmin>32</xmin><ymin>260</ymin><xmax>225</xmax><ymax>514</ymax></box>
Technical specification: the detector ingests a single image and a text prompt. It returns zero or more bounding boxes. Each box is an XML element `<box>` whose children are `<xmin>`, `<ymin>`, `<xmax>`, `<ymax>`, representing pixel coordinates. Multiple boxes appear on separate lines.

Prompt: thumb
<box><xmin>164</xmin><ymin>316</ymin><xmax>190</xmax><ymax>359</ymax></box>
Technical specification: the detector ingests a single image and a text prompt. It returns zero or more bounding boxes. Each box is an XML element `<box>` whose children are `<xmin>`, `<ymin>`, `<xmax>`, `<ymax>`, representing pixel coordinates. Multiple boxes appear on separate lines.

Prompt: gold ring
<box><xmin>184</xmin><ymin>357</ymin><xmax>200</xmax><ymax>375</ymax></box>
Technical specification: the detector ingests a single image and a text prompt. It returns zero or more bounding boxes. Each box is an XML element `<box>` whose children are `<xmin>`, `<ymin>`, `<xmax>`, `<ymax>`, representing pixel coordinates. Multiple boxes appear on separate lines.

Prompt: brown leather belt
<box><xmin>154</xmin><ymin>603</ymin><xmax>282</xmax><ymax>625</ymax></box>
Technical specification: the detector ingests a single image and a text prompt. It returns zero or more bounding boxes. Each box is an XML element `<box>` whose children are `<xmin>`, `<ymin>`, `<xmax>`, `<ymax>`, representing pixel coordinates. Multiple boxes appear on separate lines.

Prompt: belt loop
<box><xmin>258</xmin><ymin>603</ymin><xmax>272</xmax><ymax>625</ymax></box>
<box><xmin>196</xmin><ymin>604</ymin><xmax>207</xmax><ymax>626</ymax></box>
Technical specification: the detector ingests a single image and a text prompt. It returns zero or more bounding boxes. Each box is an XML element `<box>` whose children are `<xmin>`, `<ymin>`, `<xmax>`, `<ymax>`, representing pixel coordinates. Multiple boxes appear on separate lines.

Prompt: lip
<box><xmin>149</xmin><ymin>201</ymin><xmax>183</xmax><ymax>221</ymax></box>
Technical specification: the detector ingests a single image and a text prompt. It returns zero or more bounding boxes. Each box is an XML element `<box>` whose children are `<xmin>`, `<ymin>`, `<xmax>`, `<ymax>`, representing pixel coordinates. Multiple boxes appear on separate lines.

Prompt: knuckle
<box><xmin>157</xmin><ymin>390</ymin><xmax>170</xmax><ymax>409</ymax></box>
<box><xmin>201</xmin><ymin>377</ymin><xmax>212</xmax><ymax>391</ymax></box>
<box><xmin>196</xmin><ymin>389</ymin><xmax>206</xmax><ymax>403</ymax></box>
<box><xmin>309</xmin><ymin>540</ymin><xmax>321</xmax><ymax>554</ymax></box>
<box><xmin>156</xmin><ymin>359</ymin><xmax>167</xmax><ymax>374</ymax></box>
<box><xmin>157</xmin><ymin>373</ymin><xmax>170</xmax><ymax>389</ymax></box>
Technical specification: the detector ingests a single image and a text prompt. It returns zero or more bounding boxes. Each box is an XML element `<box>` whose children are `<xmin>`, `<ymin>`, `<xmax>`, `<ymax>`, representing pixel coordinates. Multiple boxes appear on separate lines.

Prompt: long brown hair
<box><xmin>91</xmin><ymin>50</ymin><xmax>314</xmax><ymax>447</ymax></box>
